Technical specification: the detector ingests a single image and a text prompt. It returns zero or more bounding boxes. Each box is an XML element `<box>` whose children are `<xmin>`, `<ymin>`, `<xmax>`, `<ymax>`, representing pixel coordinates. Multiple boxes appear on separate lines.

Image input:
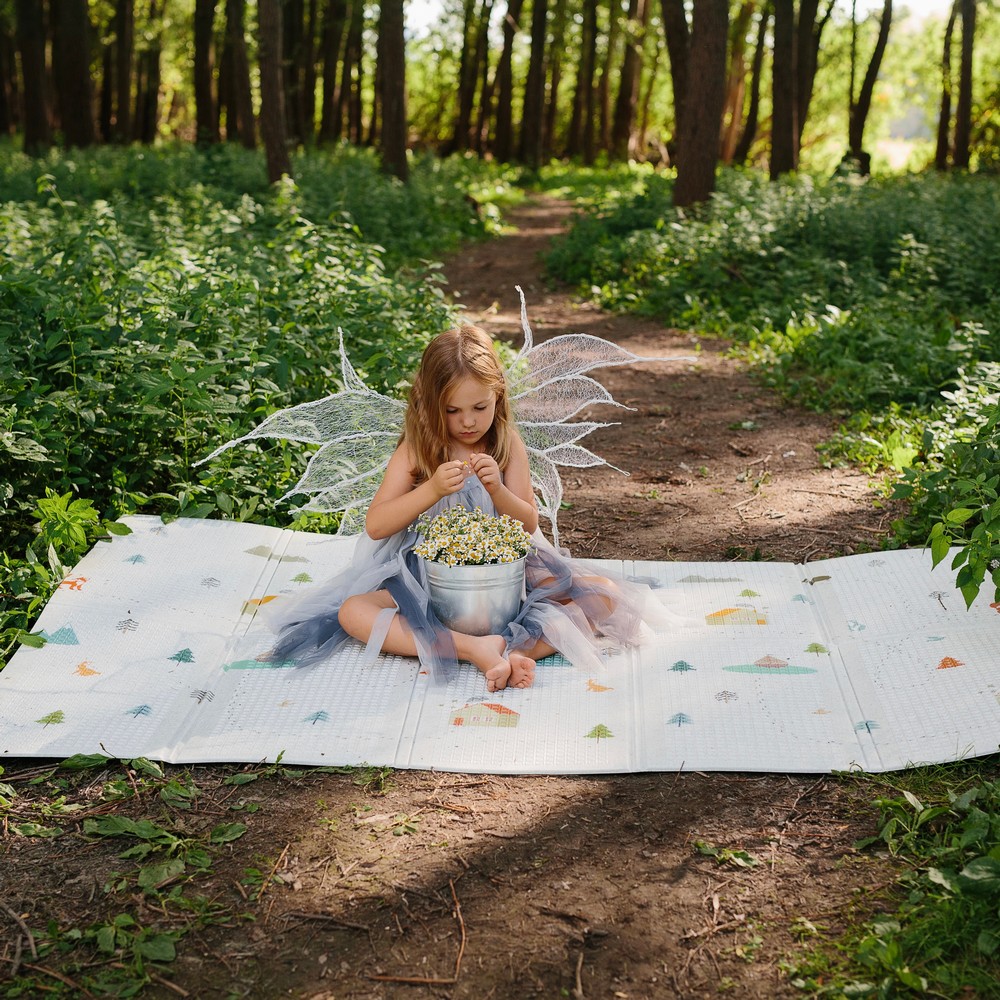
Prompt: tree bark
<box><xmin>566</xmin><ymin>0</ymin><xmax>597</xmax><ymax>159</ymax></box>
<box><xmin>341</xmin><ymin>0</ymin><xmax>364</xmax><ymax>143</ymax></box>
<box><xmin>223</xmin><ymin>0</ymin><xmax>256</xmax><ymax>147</ymax></box>
<box><xmin>543</xmin><ymin>0</ymin><xmax>567</xmax><ymax>155</ymax></box>
<box><xmin>303</xmin><ymin>0</ymin><xmax>319</xmax><ymax>142</ymax></box>
<box><xmin>51</xmin><ymin>0</ymin><xmax>96</xmax><ymax>147</ymax></box>
<box><xmin>134</xmin><ymin>0</ymin><xmax>164</xmax><ymax>144</ymax></box>
<box><xmin>720</xmin><ymin>1</ymin><xmax>754</xmax><ymax>164</ymax></box>
<box><xmin>934</xmin><ymin>1</ymin><xmax>958</xmax><ymax>170</ymax></box>
<box><xmin>282</xmin><ymin>0</ymin><xmax>305</xmax><ymax>146</ymax></box>
<box><xmin>611</xmin><ymin>0</ymin><xmax>650</xmax><ymax>160</ymax></box>
<box><xmin>770</xmin><ymin>0</ymin><xmax>797</xmax><ymax>176</ymax></box>
<box><xmin>493</xmin><ymin>0</ymin><xmax>525</xmax><ymax>161</ymax></box>
<box><xmin>114</xmin><ymin>0</ymin><xmax>133</xmax><ymax>141</ymax></box>
<box><xmin>194</xmin><ymin>0</ymin><xmax>219</xmax><ymax>144</ymax></box>
<box><xmin>319</xmin><ymin>0</ymin><xmax>348</xmax><ymax>142</ymax></box>
<box><xmin>446</xmin><ymin>0</ymin><xmax>479</xmax><ymax>153</ymax></box>
<box><xmin>673</xmin><ymin>0</ymin><xmax>728</xmax><ymax>206</ymax></box>
<box><xmin>733</xmin><ymin>1</ymin><xmax>769</xmax><ymax>165</ymax></box>
<box><xmin>378</xmin><ymin>0</ymin><xmax>407</xmax><ymax>180</ymax></box>
<box><xmin>848</xmin><ymin>0</ymin><xmax>892</xmax><ymax>164</ymax></box>
<box><xmin>597</xmin><ymin>0</ymin><xmax>622</xmax><ymax>152</ymax></box>
<box><xmin>15</xmin><ymin>0</ymin><xmax>49</xmax><ymax>153</ymax></box>
<box><xmin>660</xmin><ymin>0</ymin><xmax>689</xmax><ymax>159</ymax></box>
<box><xmin>258</xmin><ymin>0</ymin><xmax>293</xmax><ymax>180</ymax></box>
<box><xmin>473</xmin><ymin>0</ymin><xmax>497</xmax><ymax>153</ymax></box>
<box><xmin>952</xmin><ymin>0</ymin><xmax>975</xmax><ymax>169</ymax></box>
<box><xmin>519</xmin><ymin>0</ymin><xmax>548</xmax><ymax>167</ymax></box>
<box><xmin>0</xmin><ymin>16</ymin><xmax>17</xmax><ymax>136</ymax></box>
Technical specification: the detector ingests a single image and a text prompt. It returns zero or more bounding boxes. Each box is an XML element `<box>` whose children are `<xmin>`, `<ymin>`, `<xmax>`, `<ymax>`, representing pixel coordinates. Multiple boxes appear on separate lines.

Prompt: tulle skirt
<box><xmin>260</xmin><ymin>478</ymin><xmax>681</xmax><ymax>680</ymax></box>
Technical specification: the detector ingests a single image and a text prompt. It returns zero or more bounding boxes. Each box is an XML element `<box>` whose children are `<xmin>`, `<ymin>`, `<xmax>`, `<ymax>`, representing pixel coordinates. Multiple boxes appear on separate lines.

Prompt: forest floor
<box><xmin>3</xmin><ymin>197</ymin><xmax>926</xmax><ymax>999</ymax></box>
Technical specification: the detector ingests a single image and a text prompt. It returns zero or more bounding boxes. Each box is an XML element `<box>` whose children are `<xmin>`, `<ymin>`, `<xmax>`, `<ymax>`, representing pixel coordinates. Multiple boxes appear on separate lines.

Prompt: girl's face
<box><xmin>444</xmin><ymin>376</ymin><xmax>496</xmax><ymax>449</ymax></box>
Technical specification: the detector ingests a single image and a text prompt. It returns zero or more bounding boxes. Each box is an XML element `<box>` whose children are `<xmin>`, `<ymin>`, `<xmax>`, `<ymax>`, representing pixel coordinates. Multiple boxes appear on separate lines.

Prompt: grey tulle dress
<box><xmin>260</xmin><ymin>473</ymin><xmax>673</xmax><ymax>680</ymax></box>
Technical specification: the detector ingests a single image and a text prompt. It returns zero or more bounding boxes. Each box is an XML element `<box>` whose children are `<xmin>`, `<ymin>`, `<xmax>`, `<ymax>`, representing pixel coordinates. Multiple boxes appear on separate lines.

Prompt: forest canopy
<box><xmin>1</xmin><ymin>1</ymin><xmax>999</xmax><ymax>194</ymax></box>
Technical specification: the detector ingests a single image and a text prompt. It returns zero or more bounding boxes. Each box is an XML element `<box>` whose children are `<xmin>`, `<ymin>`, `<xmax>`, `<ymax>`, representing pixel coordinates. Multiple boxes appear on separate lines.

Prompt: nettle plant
<box><xmin>893</xmin><ymin>364</ymin><xmax>1000</xmax><ymax>608</ymax></box>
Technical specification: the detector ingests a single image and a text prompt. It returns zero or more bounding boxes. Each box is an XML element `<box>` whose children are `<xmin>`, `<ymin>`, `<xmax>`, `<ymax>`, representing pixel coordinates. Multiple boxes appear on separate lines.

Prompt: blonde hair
<box><xmin>403</xmin><ymin>324</ymin><xmax>514</xmax><ymax>482</ymax></box>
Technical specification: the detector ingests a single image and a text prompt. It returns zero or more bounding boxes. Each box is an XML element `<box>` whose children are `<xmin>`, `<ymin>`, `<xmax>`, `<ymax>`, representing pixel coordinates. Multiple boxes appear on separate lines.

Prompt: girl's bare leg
<box><xmin>339</xmin><ymin>592</ymin><xmax>536</xmax><ymax>693</ymax></box>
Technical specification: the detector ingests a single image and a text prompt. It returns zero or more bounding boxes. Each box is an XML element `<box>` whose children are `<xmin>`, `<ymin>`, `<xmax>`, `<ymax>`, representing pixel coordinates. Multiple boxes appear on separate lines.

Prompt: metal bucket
<box><xmin>422</xmin><ymin>557</ymin><xmax>526</xmax><ymax>636</ymax></box>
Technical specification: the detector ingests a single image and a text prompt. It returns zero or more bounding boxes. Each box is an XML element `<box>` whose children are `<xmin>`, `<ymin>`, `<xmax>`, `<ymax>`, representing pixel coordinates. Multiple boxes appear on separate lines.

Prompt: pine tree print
<box><xmin>36</xmin><ymin>710</ymin><xmax>65</xmax><ymax>727</ymax></box>
<box><xmin>124</xmin><ymin>554</ymin><xmax>146</xmax><ymax>564</ymax></box>
<box><xmin>855</xmin><ymin>720</ymin><xmax>880</xmax><ymax>733</ymax></box>
<box><xmin>585</xmin><ymin>724</ymin><xmax>613</xmax><ymax>741</ymax></box>
<box><xmin>126</xmin><ymin>704</ymin><xmax>153</xmax><ymax>718</ymax></box>
<box><xmin>190</xmin><ymin>689</ymin><xmax>215</xmax><ymax>704</ymax></box>
<box><xmin>292</xmin><ymin>572</ymin><xmax>313</xmax><ymax>584</ymax></box>
<box><xmin>116</xmin><ymin>618</ymin><xmax>139</xmax><ymax>634</ymax></box>
<box><xmin>670</xmin><ymin>660</ymin><xmax>696</xmax><ymax>672</ymax></box>
<box><xmin>805</xmin><ymin>643</ymin><xmax>829</xmax><ymax>655</ymax></box>
<box><xmin>44</xmin><ymin>626</ymin><xmax>79</xmax><ymax>645</ymax></box>
<box><xmin>169</xmin><ymin>648</ymin><xmax>195</xmax><ymax>664</ymax></box>
<box><xmin>667</xmin><ymin>713</ymin><xmax>693</xmax><ymax>727</ymax></box>
<box><xmin>739</xmin><ymin>589</ymin><xmax>760</xmax><ymax>598</ymax></box>
<box><xmin>937</xmin><ymin>657</ymin><xmax>965</xmax><ymax>670</ymax></box>
<box><xmin>303</xmin><ymin>711</ymin><xmax>330</xmax><ymax>725</ymax></box>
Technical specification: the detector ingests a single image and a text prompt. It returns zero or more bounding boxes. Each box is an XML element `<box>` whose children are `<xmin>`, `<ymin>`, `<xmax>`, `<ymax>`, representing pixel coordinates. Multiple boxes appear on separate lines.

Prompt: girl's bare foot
<box><xmin>456</xmin><ymin>634</ymin><xmax>535</xmax><ymax>693</ymax></box>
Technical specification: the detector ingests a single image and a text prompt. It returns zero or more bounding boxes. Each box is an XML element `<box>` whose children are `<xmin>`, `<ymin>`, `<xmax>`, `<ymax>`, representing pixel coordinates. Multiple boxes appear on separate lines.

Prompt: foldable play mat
<box><xmin>2</xmin><ymin>515</ymin><xmax>997</xmax><ymax>773</ymax></box>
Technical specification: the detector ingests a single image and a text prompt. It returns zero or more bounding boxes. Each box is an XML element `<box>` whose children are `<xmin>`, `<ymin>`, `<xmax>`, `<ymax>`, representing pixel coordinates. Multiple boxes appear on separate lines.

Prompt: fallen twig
<box><xmin>0</xmin><ymin>903</ymin><xmax>37</xmax><ymax>960</ymax></box>
<box><xmin>368</xmin><ymin>879</ymin><xmax>467</xmax><ymax>985</ymax></box>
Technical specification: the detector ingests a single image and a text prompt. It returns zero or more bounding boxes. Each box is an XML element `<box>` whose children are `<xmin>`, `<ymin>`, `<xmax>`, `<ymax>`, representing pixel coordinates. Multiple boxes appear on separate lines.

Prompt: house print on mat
<box><xmin>723</xmin><ymin>655</ymin><xmax>817</xmax><ymax>676</ymax></box>
<box><xmin>450</xmin><ymin>703</ymin><xmax>519</xmax><ymax>728</ymax></box>
<box><xmin>706</xmin><ymin>607</ymin><xmax>767</xmax><ymax>626</ymax></box>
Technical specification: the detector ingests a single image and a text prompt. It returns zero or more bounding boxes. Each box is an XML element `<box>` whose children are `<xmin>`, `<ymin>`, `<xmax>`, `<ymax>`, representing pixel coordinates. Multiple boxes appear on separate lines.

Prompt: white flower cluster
<box><xmin>414</xmin><ymin>506</ymin><xmax>532</xmax><ymax>566</ymax></box>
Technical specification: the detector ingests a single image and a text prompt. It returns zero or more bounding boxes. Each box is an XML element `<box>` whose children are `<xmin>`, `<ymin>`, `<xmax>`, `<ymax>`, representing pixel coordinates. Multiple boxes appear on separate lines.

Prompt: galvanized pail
<box><xmin>422</xmin><ymin>557</ymin><xmax>526</xmax><ymax>636</ymax></box>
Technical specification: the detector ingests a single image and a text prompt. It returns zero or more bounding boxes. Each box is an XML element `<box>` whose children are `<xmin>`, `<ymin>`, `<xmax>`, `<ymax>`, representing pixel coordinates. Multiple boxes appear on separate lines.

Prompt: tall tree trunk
<box><xmin>282</xmin><ymin>0</ymin><xmax>305</xmax><ymax>146</ymax></box>
<box><xmin>733</xmin><ymin>1</ymin><xmax>769</xmax><ymax>164</ymax></box>
<box><xmin>224</xmin><ymin>0</ymin><xmax>255</xmax><ymax>147</ymax></box>
<box><xmin>259</xmin><ymin>0</ymin><xmax>293</xmax><ymax>179</ymax></box>
<box><xmin>796</xmin><ymin>0</ymin><xmax>834</xmax><ymax>149</ymax></box>
<box><xmin>720</xmin><ymin>1</ymin><xmax>754</xmax><ymax>164</ymax></box>
<box><xmin>660</xmin><ymin>0</ymin><xmax>689</xmax><ymax>160</ymax></box>
<box><xmin>952</xmin><ymin>0</ymin><xmax>975</xmax><ymax>169</ymax></box>
<box><xmin>566</xmin><ymin>0</ymin><xmax>597</xmax><ymax>158</ymax></box>
<box><xmin>319</xmin><ymin>0</ymin><xmax>348</xmax><ymax>142</ymax></box>
<box><xmin>134</xmin><ymin>0</ymin><xmax>163</xmax><ymax>143</ymax></box>
<box><xmin>543</xmin><ymin>0</ymin><xmax>568</xmax><ymax>155</ymax></box>
<box><xmin>447</xmin><ymin>0</ymin><xmax>478</xmax><ymax>153</ymax></box>
<box><xmin>597</xmin><ymin>0</ymin><xmax>622</xmax><ymax>153</ymax></box>
<box><xmin>519</xmin><ymin>0</ymin><xmax>548</xmax><ymax>167</ymax></box>
<box><xmin>493</xmin><ymin>0</ymin><xmax>524</xmax><ymax>161</ymax></box>
<box><xmin>51</xmin><ymin>0</ymin><xmax>96</xmax><ymax>147</ymax></box>
<box><xmin>378</xmin><ymin>0</ymin><xmax>407</xmax><ymax>180</ymax></box>
<box><xmin>341</xmin><ymin>0</ymin><xmax>363</xmax><ymax>143</ymax></box>
<box><xmin>473</xmin><ymin>0</ymin><xmax>497</xmax><ymax>153</ymax></box>
<box><xmin>15</xmin><ymin>0</ymin><xmax>49</xmax><ymax>153</ymax></box>
<box><xmin>770</xmin><ymin>0</ymin><xmax>796</xmax><ymax>176</ymax></box>
<box><xmin>0</xmin><ymin>17</ymin><xmax>16</xmax><ymax>136</ymax></box>
<box><xmin>100</xmin><ymin>38</ymin><xmax>114</xmax><ymax>140</ymax></box>
<box><xmin>194</xmin><ymin>0</ymin><xmax>219</xmax><ymax>144</ymax></box>
<box><xmin>673</xmin><ymin>0</ymin><xmax>727</xmax><ymax>206</ymax></box>
<box><xmin>303</xmin><ymin>0</ymin><xmax>319</xmax><ymax>142</ymax></box>
<box><xmin>610</xmin><ymin>0</ymin><xmax>650</xmax><ymax>160</ymax></box>
<box><xmin>115</xmin><ymin>0</ymin><xmax>133</xmax><ymax>141</ymax></box>
<box><xmin>848</xmin><ymin>0</ymin><xmax>892</xmax><ymax>166</ymax></box>
<box><xmin>934</xmin><ymin>1</ymin><xmax>958</xmax><ymax>170</ymax></box>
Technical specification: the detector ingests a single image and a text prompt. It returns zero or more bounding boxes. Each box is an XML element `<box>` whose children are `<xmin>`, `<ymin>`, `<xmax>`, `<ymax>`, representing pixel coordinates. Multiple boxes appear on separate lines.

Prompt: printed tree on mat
<box><xmin>44</xmin><ymin>626</ymin><xmax>79</xmax><ymax>645</ymax></box>
<box><xmin>293</xmin><ymin>572</ymin><xmax>313</xmax><ymax>584</ymax></box>
<box><xmin>126</xmin><ymin>704</ymin><xmax>153</xmax><ymax>718</ymax></box>
<box><xmin>739</xmin><ymin>589</ymin><xmax>760</xmax><ymax>597</ymax></box>
<box><xmin>805</xmin><ymin>643</ymin><xmax>829</xmax><ymax>655</ymax></box>
<box><xmin>36</xmin><ymin>710</ymin><xmax>65</xmax><ymax>727</ymax></box>
<box><xmin>190</xmin><ymin>689</ymin><xmax>215</xmax><ymax>704</ymax></box>
<box><xmin>937</xmin><ymin>657</ymin><xmax>965</xmax><ymax>670</ymax></box>
<box><xmin>585</xmin><ymin>724</ymin><xmax>613</xmax><ymax>741</ymax></box>
<box><xmin>304</xmin><ymin>711</ymin><xmax>330</xmax><ymax>725</ymax></box>
<box><xmin>670</xmin><ymin>660</ymin><xmax>696</xmax><ymax>672</ymax></box>
<box><xmin>667</xmin><ymin>713</ymin><xmax>693</xmax><ymax>727</ymax></box>
<box><xmin>124</xmin><ymin>554</ymin><xmax>146</xmax><ymax>564</ymax></box>
<box><xmin>855</xmin><ymin>720</ymin><xmax>880</xmax><ymax>733</ymax></box>
<box><xmin>169</xmin><ymin>648</ymin><xmax>195</xmax><ymax>664</ymax></box>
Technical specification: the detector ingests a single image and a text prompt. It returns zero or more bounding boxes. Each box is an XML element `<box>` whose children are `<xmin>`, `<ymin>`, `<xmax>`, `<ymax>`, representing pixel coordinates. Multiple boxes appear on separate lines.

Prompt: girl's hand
<box><xmin>430</xmin><ymin>460</ymin><xmax>467</xmax><ymax>499</ymax></box>
<box><xmin>469</xmin><ymin>452</ymin><xmax>502</xmax><ymax>494</ymax></box>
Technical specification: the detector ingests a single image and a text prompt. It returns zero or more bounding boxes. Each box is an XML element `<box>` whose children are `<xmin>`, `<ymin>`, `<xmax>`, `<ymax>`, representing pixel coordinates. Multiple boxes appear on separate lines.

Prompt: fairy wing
<box><xmin>195</xmin><ymin>331</ymin><xmax>405</xmax><ymax>534</ymax></box>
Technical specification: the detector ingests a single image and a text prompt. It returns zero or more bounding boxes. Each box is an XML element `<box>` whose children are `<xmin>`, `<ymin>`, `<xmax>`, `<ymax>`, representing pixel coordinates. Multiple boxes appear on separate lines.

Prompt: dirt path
<box><xmin>3</xmin><ymin>198</ymin><xmax>900</xmax><ymax>1000</ymax></box>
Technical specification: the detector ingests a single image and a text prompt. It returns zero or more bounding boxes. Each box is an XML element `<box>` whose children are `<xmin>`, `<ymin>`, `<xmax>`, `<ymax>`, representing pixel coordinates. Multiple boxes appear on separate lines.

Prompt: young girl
<box><xmin>260</xmin><ymin>323</ymin><xmax>654</xmax><ymax>692</ymax></box>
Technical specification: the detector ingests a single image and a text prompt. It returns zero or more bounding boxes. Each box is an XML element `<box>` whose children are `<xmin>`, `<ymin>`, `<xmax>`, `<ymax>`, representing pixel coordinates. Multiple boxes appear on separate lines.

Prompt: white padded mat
<box><xmin>1</xmin><ymin>516</ymin><xmax>997</xmax><ymax>773</ymax></box>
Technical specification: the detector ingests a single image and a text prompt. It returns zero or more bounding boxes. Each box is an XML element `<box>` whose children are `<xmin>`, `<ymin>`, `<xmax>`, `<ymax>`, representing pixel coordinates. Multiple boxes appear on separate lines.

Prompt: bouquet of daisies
<box><xmin>414</xmin><ymin>506</ymin><xmax>533</xmax><ymax>567</ymax></box>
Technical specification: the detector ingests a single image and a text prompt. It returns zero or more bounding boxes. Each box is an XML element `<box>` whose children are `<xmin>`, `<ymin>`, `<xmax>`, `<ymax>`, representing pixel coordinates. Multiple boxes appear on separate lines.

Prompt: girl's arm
<box><xmin>470</xmin><ymin>433</ymin><xmax>539</xmax><ymax>534</ymax></box>
<box><xmin>365</xmin><ymin>444</ymin><xmax>467</xmax><ymax>539</ymax></box>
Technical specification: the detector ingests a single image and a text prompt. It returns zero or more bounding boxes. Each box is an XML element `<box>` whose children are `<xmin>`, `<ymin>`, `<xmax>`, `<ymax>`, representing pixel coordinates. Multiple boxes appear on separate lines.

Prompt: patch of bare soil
<box><xmin>3</xmin><ymin>198</ymin><xmax>910</xmax><ymax>999</ymax></box>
